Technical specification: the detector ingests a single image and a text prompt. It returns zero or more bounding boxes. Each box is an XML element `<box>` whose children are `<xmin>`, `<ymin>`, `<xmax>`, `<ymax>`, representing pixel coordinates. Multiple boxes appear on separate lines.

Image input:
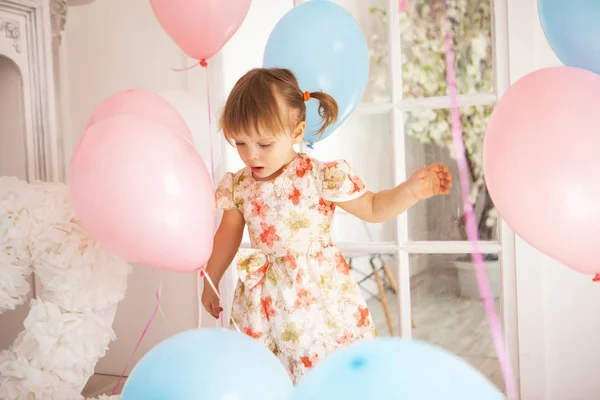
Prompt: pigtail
<box><xmin>308</xmin><ymin>91</ymin><xmax>339</xmax><ymax>137</ymax></box>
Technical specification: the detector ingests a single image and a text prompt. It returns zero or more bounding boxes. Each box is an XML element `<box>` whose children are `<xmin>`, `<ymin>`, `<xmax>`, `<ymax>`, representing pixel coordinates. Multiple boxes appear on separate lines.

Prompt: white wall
<box><xmin>63</xmin><ymin>0</ymin><xmax>217</xmax><ymax>376</ymax></box>
<box><xmin>220</xmin><ymin>0</ymin><xmax>295</xmax><ymax>174</ymax></box>
<box><xmin>507</xmin><ymin>1</ymin><xmax>600</xmax><ymax>399</ymax></box>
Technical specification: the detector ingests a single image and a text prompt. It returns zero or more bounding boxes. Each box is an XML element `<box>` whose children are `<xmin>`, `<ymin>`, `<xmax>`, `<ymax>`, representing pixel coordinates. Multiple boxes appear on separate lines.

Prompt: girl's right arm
<box><xmin>201</xmin><ymin>209</ymin><xmax>245</xmax><ymax>318</ymax></box>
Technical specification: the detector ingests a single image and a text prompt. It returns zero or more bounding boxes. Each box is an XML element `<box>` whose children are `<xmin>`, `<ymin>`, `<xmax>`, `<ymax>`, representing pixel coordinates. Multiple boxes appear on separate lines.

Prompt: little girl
<box><xmin>202</xmin><ymin>68</ymin><xmax>452</xmax><ymax>381</ymax></box>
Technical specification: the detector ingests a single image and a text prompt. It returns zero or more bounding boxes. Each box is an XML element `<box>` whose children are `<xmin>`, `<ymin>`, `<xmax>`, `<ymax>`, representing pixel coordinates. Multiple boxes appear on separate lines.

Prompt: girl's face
<box><xmin>232</xmin><ymin>122</ymin><xmax>305</xmax><ymax>181</ymax></box>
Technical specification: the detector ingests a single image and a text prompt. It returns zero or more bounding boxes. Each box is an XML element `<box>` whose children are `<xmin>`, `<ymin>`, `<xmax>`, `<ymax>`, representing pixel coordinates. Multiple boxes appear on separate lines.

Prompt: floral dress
<box><xmin>215</xmin><ymin>153</ymin><xmax>376</xmax><ymax>382</ymax></box>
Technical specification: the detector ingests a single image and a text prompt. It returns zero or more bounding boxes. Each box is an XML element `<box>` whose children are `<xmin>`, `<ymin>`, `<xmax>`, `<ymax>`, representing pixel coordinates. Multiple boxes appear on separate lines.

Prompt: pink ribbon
<box><xmin>441</xmin><ymin>5</ymin><xmax>518</xmax><ymax>399</ymax></box>
<box><xmin>174</xmin><ymin>60</ymin><xmax>227</xmax><ymax>330</ymax></box>
<box><xmin>200</xmin><ymin>63</ymin><xmax>224</xmax><ymax>328</ymax></box>
<box><xmin>111</xmin><ymin>271</ymin><xmax>161</xmax><ymax>395</ymax></box>
<box><xmin>398</xmin><ymin>0</ymin><xmax>408</xmax><ymax>12</ymax></box>
<box><xmin>171</xmin><ymin>58</ymin><xmax>208</xmax><ymax>72</ymax></box>
<box><xmin>200</xmin><ymin>266</ymin><xmax>241</xmax><ymax>332</ymax></box>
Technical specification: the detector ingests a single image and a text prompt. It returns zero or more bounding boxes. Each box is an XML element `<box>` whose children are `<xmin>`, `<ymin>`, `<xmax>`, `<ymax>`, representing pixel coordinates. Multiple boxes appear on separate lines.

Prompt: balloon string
<box><xmin>111</xmin><ymin>269</ymin><xmax>161</xmax><ymax>395</ymax></box>
<box><xmin>200</xmin><ymin>266</ymin><xmax>241</xmax><ymax>332</ymax></box>
<box><xmin>171</xmin><ymin>59</ymin><xmax>207</xmax><ymax>72</ymax></box>
<box><xmin>171</xmin><ymin>63</ymin><xmax>200</xmax><ymax>72</ymax></box>
<box><xmin>201</xmin><ymin>63</ymin><xmax>225</xmax><ymax>328</ymax></box>
<box><xmin>203</xmin><ymin>63</ymin><xmax>216</xmax><ymax>184</ymax></box>
<box><xmin>441</xmin><ymin>4</ymin><xmax>518</xmax><ymax>399</ymax></box>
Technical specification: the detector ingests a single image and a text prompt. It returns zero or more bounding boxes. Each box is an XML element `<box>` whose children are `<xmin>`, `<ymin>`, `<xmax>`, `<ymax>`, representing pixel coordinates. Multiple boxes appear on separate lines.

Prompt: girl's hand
<box><xmin>407</xmin><ymin>163</ymin><xmax>453</xmax><ymax>200</ymax></box>
<box><xmin>201</xmin><ymin>282</ymin><xmax>223</xmax><ymax>319</ymax></box>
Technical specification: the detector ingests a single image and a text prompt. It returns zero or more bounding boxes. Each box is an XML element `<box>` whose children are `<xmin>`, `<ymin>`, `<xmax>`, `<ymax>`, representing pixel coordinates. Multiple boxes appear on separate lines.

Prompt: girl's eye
<box><xmin>235</xmin><ymin>142</ymin><xmax>245</xmax><ymax>146</ymax></box>
<box><xmin>259</xmin><ymin>144</ymin><xmax>272</xmax><ymax>148</ymax></box>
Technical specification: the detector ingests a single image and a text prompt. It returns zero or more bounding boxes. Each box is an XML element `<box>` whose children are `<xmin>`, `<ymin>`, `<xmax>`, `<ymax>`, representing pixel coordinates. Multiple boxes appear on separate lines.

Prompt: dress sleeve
<box><xmin>215</xmin><ymin>172</ymin><xmax>237</xmax><ymax>211</ymax></box>
<box><xmin>320</xmin><ymin>160</ymin><xmax>367</xmax><ymax>202</ymax></box>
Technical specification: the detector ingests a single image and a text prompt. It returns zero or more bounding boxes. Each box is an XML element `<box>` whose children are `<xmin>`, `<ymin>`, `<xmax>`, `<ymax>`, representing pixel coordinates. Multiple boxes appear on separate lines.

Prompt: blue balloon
<box><xmin>538</xmin><ymin>0</ymin><xmax>600</xmax><ymax>75</ymax></box>
<box><xmin>263</xmin><ymin>0</ymin><xmax>369</xmax><ymax>146</ymax></box>
<box><xmin>293</xmin><ymin>338</ymin><xmax>504</xmax><ymax>400</ymax></box>
<box><xmin>121</xmin><ymin>329</ymin><xmax>293</xmax><ymax>400</ymax></box>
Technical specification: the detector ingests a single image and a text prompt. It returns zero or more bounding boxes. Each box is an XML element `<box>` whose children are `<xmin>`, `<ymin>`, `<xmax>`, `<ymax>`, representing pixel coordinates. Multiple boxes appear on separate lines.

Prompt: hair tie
<box><xmin>303</xmin><ymin>91</ymin><xmax>311</xmax><ymax>102</ymax></box>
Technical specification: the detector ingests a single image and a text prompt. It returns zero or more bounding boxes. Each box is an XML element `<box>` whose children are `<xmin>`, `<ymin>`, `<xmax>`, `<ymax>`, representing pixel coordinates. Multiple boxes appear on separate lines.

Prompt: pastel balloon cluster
<box><xmin>121</xmin><ymin>331</ymin><xmax>503</xmax><ymax>400</ymax></box>
<box><xmin>70</xmin><ymin>90</ymin><xmax>216</xmax><ymax>272</ymax></box>
<box><xmin>149</xmin><ymin>0</ymin><xmax>370</xmax><ymax>147</ymax></box>
<box><xmin>70</xmin><ymin>0</ymin><xmax>255</xmax><ymax>271</ymax></box>
<box><xmin>482</xmin><ymin>1</ymin><xmax>600</xmax><ymax>279</ymax></box>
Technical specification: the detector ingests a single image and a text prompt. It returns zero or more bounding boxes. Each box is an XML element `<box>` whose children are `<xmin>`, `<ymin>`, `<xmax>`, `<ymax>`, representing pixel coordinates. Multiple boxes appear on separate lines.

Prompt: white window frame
<box><xmin>387</xmin><ymin>0</ymin><xmax>517</xmax><ymax>389</ymax></box>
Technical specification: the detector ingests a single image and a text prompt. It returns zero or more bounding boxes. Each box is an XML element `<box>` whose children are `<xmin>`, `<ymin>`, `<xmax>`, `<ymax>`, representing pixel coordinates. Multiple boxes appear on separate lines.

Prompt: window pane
<box><xmin>404</xmin><ymin>105</ymin><xmax>497</xmax><ymax>241</ymax></box>
<box><xmin>400</xmin><ymin>0</ymin><xmax>494</xmax><ymax>98</ymax></box>
<box><xmin>330</xmin><ymin>0</ymin><xmax>391</xmax><ymax>103</ymax></box>
<box><xmin>410</xmin><ymin>253</ymin><xmax>502</xmax><ymax>390</ymax></box>
<box><xmin>346</xmin><ymin>253</ymin><xmax>399</xmax><ymax>337</ymax></box>
<box><xmin>307</xmin><ymin>113</ymin><xmax>395</xmax><ymax>243</ymax></box>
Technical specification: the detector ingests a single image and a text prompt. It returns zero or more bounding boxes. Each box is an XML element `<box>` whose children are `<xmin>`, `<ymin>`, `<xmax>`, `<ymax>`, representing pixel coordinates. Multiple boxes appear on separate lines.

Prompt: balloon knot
<box><xmin>199</xmin><ymin>59</ymin><xmax>208</xmax><ymax>68</ymax></box>
<box><xmin>307</xmin><ymin>142</ymin><xmax>314</xmax><ymax>149</ymax></box>
<box><xmin>593</xmin><ymin>274</ymin><xmax>600</xmax><ymax>282</ymax></box>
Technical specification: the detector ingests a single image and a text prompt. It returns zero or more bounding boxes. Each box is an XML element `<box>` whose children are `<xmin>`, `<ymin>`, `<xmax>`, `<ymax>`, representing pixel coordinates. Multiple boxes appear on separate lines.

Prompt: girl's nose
<box><xmin>248</xmin><ymin>149</ymin><xmax>259</xmax><ymax>161</ymax></box>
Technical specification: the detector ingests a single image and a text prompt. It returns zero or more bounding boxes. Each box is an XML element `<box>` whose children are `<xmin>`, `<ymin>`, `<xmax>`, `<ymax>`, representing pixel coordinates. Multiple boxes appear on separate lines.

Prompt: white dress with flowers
<box><xmin>215</xmin><ymin>153</ymin><xmax>376</xmax><ymax>381</ymax></box>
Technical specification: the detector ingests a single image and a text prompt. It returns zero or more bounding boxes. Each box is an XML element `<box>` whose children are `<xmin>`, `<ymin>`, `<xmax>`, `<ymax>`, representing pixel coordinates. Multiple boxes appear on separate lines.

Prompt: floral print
<box><xmin>215</xmin><ymin>153</ymin><xmax>376</xmax><ymax>382</ymax></box>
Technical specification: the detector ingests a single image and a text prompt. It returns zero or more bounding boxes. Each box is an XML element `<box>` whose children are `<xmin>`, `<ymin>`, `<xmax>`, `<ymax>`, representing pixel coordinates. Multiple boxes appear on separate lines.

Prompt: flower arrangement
<box><xmin>0</xmin><ymin>176</ymin><xmax>130</xmax><ymax>400</ymax></box>
<box><xmin>366</xmin><ymin>0</ymin><xmax>497</xmax><ymax>240</ymax></box>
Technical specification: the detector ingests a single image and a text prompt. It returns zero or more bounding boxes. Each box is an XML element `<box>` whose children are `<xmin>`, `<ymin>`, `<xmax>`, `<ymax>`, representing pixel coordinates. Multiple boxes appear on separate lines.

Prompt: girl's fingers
<box><xmin>210</xmin><ymin>302</ymin><xmax>224</xmax><ymax>319</ymax></box>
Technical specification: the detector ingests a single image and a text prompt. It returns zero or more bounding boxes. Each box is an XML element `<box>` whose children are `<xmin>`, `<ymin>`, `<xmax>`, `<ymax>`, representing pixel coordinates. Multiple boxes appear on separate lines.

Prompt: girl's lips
<box><xmin>251</xmin><ymin>166</ymin><xmax>264</xmax><ymax>172</ymax></box>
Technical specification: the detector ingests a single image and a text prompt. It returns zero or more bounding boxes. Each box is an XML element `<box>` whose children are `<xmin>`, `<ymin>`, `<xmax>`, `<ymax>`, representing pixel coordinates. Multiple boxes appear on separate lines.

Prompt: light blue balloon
<box><xmin>121</xmin><ymin>328</ymin><xmax>293</xmax><ymax>400</ymax></box>
<box><xmin>293</xmin><ymin>338</ymin><xmax>505</xmax><ymax>400</ymax></box>
<box><xmin>263</xmin><ymin>0</ymin><xmax>369</xmax><ymax>146</ymax></box>
<box><xmin>538</xmin><ymin>0</ymin><xmax>600</xmax><ymax>75</ymax></box>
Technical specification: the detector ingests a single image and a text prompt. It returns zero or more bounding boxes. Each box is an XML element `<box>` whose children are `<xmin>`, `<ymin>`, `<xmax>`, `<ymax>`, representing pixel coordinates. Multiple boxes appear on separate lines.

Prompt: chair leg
<box><xmin>372</xmin><ymin>263</ymin><xmax>395</xmax><ymax>336</ymax></box>
<box><xmin>382</xmin><ymin>262</ymin><xmax>416</xmax><ymax>329</ymax></box>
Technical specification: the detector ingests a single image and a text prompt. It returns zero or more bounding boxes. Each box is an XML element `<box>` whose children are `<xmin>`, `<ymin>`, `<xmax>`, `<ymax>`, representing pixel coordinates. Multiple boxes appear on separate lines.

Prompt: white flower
<box><xmin>0</xmin><ymin>250</ymin><xmax>31</xmax><ymax>312</ymax></box>
<box><xmin>471</xmin><ymin>33</ymin><xmax>488</xmax><ymax>60</ymax></box>
<box><xmin>485</xmin><ymin>207</ymin><xmax>499</xmax><ymax>228</ymax></box>
<box><xmin>431</xmin><ymin>120</ymin><xmax>450</xmax><ymax>141</ymax></box>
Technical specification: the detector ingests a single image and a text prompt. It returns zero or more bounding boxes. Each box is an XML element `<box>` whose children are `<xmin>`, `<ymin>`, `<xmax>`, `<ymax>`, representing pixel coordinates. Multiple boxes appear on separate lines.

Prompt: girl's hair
<box><xmin>219</xmin><ymin>68</ymin><xmax>338</xmax><ymax>143</ymax></box>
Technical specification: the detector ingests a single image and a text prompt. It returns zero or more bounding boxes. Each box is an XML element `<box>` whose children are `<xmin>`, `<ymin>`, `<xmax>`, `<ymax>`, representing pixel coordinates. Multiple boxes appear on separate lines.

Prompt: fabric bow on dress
<box><xmin>236</xmin><ymin>251</ymin><xmax>271</xmax><ymax>289</ymax></box>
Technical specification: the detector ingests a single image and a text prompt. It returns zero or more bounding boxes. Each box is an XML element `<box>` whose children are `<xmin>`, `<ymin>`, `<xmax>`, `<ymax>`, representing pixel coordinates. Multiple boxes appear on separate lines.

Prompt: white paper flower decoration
<box><xmin>0</xmin><ymin>176</ymin><xmax>131</xmax><ymax>400</ymax></box>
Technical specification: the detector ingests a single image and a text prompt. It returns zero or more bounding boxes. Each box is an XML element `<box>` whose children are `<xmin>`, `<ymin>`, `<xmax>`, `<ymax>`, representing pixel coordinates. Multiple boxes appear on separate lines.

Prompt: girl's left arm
<box><xmin>336</xmin><ymin>163</ymin><xmax>452</xmax><ymax>223</ymax></box>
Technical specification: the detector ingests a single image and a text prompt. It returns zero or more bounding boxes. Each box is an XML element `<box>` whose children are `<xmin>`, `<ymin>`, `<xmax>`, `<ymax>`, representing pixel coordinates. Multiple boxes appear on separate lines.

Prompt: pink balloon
<box><xmin>85</xmin><ymin>90</ymin><xmax>193</xmax><ymax>143</ymax></box>
<box><xmin>484</xmin><ymin>66</ymin><xmax>600</xmax><ymax>277</ymax></box>
<box><xmin>70</xmin><ymin>115</ymin><xmax>215</xmax><ymax>272</ymax></box>
<box><xmin>149</xmin><ymin>0</ymin><xmax>251</xmax><ymax>62</ymax></box>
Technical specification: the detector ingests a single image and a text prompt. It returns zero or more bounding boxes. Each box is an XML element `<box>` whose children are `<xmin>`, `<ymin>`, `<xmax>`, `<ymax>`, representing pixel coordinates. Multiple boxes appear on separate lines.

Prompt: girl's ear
<box><xmin>292</xmin><ymin>121</ymin><xmax>306</xmax><ymax>144</ymax></box>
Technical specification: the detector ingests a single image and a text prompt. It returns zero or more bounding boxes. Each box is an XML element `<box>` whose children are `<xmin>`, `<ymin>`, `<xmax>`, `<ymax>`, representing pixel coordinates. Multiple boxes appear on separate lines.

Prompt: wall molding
<box><xmin>0</xmin><ymin>0</ymin><xmax>63</xmax><ymax>182</ymax></box>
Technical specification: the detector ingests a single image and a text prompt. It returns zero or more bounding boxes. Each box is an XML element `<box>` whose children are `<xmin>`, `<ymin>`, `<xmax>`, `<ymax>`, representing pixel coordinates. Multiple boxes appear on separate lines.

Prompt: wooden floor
<box><xmin>83</xmin><ymin>266</ymin><xmax>502</xmax><ymax>397</ymax></box>
<box><xmin>82</xmin><ymin>374</ymin><xmax>123</xmax><ymax>398</ymax></box>
<box><xmin>366</xmin><ymin>265</ymin><xmax>503</xmax><ymax>390</ymax></box>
